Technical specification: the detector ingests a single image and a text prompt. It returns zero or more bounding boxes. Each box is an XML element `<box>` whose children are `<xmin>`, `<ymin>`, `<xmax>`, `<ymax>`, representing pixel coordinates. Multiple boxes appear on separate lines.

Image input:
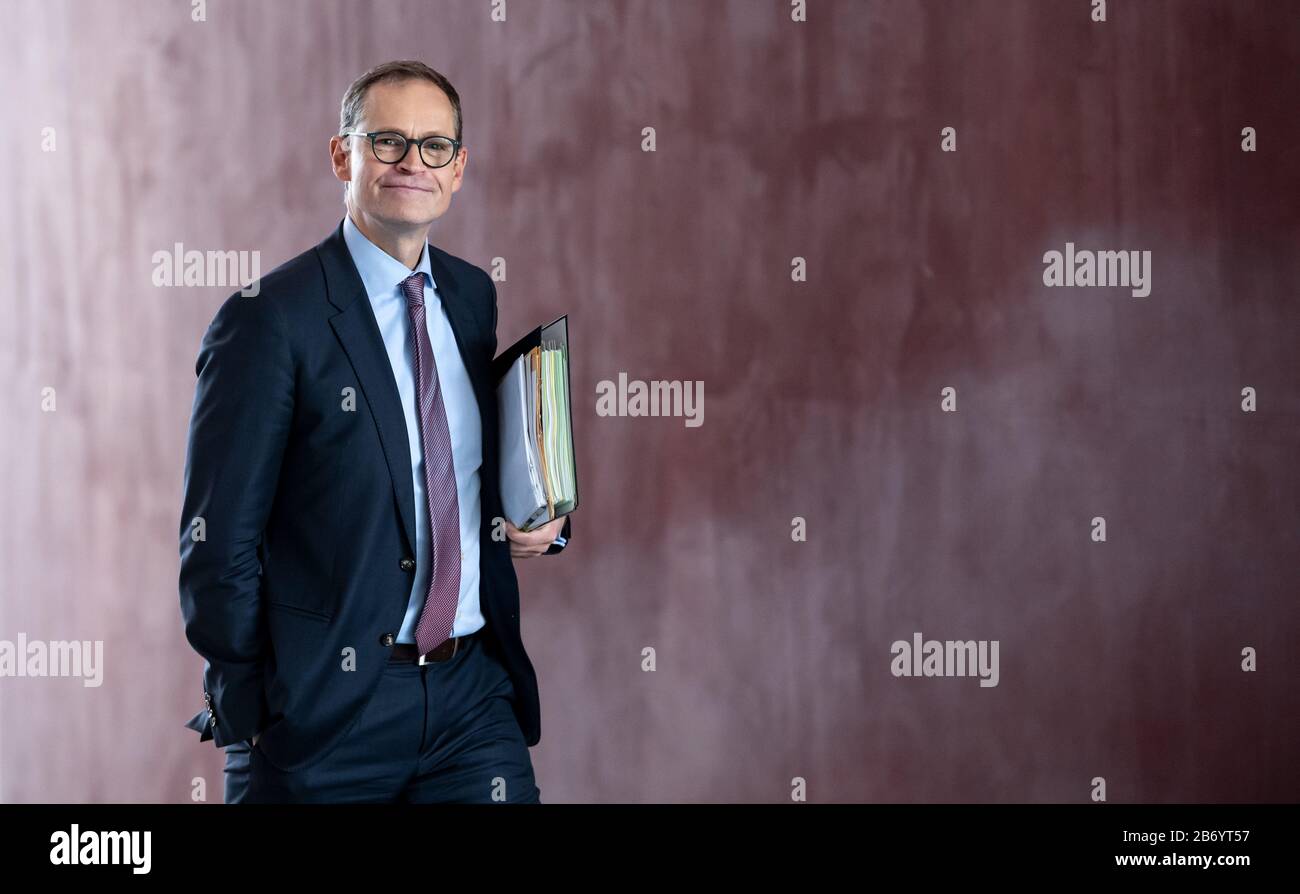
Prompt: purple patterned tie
<box><xmin>401</xmin><ymin>271</ymin><xmax>461</xmax><ymax>655</ymax></box>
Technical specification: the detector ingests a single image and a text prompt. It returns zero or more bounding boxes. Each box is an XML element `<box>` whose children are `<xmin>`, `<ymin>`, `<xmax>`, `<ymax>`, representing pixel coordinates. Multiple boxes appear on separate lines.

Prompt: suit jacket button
<box><xmin>399</xmin><ymin>557</ymin><xmax>415</xmax><ymax>571</ymax></box>
<box><xmin>380</xmin><ymin>633</ymin><xmax>395</xmax><ymax>647</ymax></box>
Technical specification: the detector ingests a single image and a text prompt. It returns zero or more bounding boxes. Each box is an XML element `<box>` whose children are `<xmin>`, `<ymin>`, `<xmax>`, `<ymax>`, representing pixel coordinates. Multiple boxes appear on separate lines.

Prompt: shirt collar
<box><xmin>342</xmin><ymin>213</ymin><xmax>436</xmax><ymax>301</ymax></box>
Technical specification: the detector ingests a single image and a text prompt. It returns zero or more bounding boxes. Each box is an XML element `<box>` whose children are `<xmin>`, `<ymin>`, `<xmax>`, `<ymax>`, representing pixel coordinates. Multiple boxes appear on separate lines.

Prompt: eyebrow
<box><xmin>370</xmin><ymin>128</ymin><xmax>450</xmax><ymax>140</ymax></box>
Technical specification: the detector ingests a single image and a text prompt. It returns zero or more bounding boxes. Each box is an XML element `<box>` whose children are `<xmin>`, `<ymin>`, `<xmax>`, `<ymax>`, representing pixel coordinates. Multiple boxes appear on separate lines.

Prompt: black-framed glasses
<box><xmin>342</xmin><ymin>130</ymin><xmax>461</xmax><ymax>168</ymax></box>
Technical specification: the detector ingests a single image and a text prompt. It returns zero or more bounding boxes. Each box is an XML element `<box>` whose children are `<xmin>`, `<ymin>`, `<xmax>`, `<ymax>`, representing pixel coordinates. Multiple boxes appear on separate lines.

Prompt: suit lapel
<box><xmin>425</xmin><ymin>243</ymin><xmax>488</xmax><ymax>402</ymax></box>
<box><xmin>317</xmin><ymin>220</ymin><xmax>483</xmax><ymax>556</ymax></box>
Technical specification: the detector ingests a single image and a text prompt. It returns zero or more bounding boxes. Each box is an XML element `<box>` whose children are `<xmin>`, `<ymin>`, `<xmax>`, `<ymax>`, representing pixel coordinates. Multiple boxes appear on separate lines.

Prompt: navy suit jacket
<box><xmin>178</xmin><ymin>219</ymin><xmax>568</xmax><ymax>771</ymax></box>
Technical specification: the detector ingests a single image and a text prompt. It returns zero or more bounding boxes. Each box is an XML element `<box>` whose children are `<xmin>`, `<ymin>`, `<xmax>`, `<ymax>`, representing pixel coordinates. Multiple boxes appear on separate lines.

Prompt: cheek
<box><xmin>356</xmin><ymin>159</ymin><xmax>386</xmax><ymax>187</ymax></box>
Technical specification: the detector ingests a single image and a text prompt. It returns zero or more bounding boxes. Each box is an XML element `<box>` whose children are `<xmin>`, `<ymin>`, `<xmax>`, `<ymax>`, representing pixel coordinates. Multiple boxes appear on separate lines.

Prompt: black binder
<box><xmin>492</xmin><ymin>315</ymin><xmax>579</xmax><ymax>530</ymax></box>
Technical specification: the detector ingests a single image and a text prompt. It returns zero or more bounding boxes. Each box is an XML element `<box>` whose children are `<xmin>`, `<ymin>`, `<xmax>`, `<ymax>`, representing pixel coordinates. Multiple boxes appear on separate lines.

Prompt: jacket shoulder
<box><xmin>248</xmin><ymin>244</ymin><xmax>328</xmax><ymax>307</ymax></box>
<box><xmin>203</xmin><ymin>242</ymin><xmax>327</xmax><ymax>331</ymax></box>
<box><xmin>429</xmin><ymin>244</ymin><xmax>493</xmax><ymax>297</ymax></box>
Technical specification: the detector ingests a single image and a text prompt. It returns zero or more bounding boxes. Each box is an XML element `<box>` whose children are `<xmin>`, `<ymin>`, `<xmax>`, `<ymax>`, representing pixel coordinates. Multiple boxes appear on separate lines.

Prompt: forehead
<box><xmin>361</xmin><ymin>78</ymin><xmax>455</xmax><ymax>133</ymax></box>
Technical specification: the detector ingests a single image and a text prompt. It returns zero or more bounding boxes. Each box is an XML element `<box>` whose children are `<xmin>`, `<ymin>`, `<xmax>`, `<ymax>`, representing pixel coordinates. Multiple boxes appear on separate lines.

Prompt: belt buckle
<box><xmin>417</xmin><ymin>636</ymin><xmax>459</xmax><ymax>665</ymax></box>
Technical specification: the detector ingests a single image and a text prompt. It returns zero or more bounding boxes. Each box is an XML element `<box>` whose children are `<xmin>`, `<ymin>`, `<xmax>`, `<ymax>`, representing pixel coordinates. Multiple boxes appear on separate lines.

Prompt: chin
<box><xmin>375</xmin><ymin>199</ymin><xmax>438</xmax><ymax>225</ymax></box>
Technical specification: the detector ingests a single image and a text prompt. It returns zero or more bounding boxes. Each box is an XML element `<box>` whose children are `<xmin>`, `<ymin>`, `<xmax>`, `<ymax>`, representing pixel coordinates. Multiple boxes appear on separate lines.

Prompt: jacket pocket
<box><xmin>267</xmin><ymin>601</ymin><xmax>333</xmax><ymax>623</ymax></box>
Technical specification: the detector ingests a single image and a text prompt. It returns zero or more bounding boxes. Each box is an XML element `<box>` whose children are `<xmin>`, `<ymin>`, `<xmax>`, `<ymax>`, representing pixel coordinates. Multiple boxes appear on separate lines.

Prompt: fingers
<box><xmin>509</xmin><ymin>542</ymin><xmax>548</xmax><ymax>559</ymax></box>
<box><xmin>505</xmin><ymin>517</ymin><xmax>565</xmax><ymax>557</ymax></box>
<box><xmin>505</xmin><ymin>518</ymin><xmax>561</xmax><ymax>546</ymax></box>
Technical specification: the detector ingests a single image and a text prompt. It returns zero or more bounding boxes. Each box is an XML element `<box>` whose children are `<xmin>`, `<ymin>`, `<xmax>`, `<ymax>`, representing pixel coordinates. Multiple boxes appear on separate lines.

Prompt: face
<box><xmin>330</xmin><ymin>78</ymin><xmax>466</xmax><ymax>232</ymax></box>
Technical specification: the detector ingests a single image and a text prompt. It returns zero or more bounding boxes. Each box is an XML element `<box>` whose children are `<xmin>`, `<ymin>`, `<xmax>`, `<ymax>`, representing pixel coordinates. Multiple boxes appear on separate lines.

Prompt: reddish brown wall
<box><xmin>0</xmin><ymin>0</ymin><xmax>1296</xmax><ymax>802</ymax></box>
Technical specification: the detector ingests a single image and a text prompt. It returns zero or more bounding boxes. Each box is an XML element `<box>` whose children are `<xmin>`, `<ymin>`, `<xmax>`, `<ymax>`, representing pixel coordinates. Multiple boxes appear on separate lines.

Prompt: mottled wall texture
<box><xmin>1</xmin><ymin>0</ymin><xmax>1296</xmax><ymax>803</ymax></box>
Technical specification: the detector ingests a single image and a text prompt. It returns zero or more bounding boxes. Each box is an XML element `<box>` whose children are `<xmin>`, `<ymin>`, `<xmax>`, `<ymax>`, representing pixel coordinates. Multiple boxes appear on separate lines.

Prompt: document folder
<box><xmin>492</xmin><ymin>315</ymin><xmax>578</xmax><ymax>532</ymax></box>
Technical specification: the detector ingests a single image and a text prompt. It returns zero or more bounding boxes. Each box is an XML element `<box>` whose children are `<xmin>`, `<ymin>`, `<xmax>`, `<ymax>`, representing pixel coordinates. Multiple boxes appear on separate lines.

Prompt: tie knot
<box><xmin>400</xmin><ymin>272</ymin><xmax>425</xmax><ymax>307</ymax></box>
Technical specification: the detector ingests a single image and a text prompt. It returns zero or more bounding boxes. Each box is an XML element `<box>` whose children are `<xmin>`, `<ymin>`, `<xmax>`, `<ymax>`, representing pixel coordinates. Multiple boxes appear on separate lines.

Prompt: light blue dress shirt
<box><xmin>342</xmin><ymin>214</ymin><xmax>485</xmax><ymax>642</ymax></box>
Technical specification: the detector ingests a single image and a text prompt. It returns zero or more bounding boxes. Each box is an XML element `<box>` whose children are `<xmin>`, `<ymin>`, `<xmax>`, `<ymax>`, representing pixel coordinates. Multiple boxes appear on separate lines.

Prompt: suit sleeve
<box><xmin>545</xmin><ymin>515</ymin><xmax>571</xmax><ymax>554</ymax></box>
<box><xmin>178</xmin><ymin>290</ymin><xmax>293</xmax><ymax>747</ymax></box>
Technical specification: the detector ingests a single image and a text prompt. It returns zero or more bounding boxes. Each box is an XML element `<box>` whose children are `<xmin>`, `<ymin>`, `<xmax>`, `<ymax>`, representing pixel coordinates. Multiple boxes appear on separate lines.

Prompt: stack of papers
<box><xmin>496</xmin><ymin>316</ymin><xmax>577</xmax><ymax>531</ymax></box>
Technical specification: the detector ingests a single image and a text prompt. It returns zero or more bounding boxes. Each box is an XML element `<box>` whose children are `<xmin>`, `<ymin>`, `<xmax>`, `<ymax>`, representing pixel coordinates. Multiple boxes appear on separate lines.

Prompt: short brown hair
<box><xmin>339</xmin><ymin>60</ymin><xmax>463</xmax><ymax>143</ymax></box>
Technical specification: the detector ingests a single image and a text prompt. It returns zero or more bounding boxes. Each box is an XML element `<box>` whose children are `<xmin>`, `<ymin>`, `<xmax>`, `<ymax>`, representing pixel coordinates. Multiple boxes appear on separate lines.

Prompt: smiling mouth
<box><xmin>383</xmin><ymin>184</ymin><xmax>432</xmax><ymax>193</ymax></box>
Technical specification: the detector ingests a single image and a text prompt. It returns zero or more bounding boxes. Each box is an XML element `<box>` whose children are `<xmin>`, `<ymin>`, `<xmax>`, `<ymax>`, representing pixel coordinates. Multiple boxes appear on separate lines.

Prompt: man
<box><xmin>178</xmin><ymin>60</ymin><xmax>570</xmax><ymax>803</ymax></box>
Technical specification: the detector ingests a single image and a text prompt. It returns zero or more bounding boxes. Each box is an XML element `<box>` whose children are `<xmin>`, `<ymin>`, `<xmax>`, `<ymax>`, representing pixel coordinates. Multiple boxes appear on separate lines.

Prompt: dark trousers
<box><xmin>222</xmin><ymin>631</ymin><xmax>541</xmax><ymax>803</ymax></box>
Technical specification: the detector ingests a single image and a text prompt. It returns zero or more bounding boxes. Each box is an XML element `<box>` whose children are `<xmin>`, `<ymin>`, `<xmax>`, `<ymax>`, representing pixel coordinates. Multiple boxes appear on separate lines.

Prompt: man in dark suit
<box><xmin>178</xmin><ymin>60</ymin><xmax>569</xmax><ymax>803</ymax></box>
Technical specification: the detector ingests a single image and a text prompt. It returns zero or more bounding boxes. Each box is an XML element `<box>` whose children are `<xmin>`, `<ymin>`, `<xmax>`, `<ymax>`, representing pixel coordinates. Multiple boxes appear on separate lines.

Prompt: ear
<box><xmin>329</xmin><ymin>135</ymin><xmax>353</xmax><ymax>187</ymax></box>
<box><xmin>449</xmin><ymin>144</ymin><xmax>467</xmax><ymax>193</ymax></box>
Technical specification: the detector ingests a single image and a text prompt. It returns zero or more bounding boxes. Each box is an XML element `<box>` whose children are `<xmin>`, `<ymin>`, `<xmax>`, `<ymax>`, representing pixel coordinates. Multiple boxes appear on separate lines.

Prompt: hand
<box><xmin>505</xmin><ymin>517</ymin><xmax>565</xmax><ymax>558</ymax></box>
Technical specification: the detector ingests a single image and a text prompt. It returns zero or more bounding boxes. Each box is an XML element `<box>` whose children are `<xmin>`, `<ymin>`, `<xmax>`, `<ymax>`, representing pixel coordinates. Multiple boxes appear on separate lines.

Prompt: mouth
<box><xmin>382</xmin><ymin>183</ymin><xmax>433</xmax><ymax>194</ymax></box>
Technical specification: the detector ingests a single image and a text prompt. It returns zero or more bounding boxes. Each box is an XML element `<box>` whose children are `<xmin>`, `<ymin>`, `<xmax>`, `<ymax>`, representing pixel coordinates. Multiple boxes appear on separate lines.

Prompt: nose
<box><xmin>394</xmin><ymin>141</ymin><xmax>424</xmax><ymax>173</ymax></box>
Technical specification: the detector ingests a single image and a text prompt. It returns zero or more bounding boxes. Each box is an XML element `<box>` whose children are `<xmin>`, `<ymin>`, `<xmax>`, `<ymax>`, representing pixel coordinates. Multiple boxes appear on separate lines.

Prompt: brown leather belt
<box><xmin>389</xmin><ymin>631</ymin><xmax>478</xmax><ymax>664</ymax></box>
